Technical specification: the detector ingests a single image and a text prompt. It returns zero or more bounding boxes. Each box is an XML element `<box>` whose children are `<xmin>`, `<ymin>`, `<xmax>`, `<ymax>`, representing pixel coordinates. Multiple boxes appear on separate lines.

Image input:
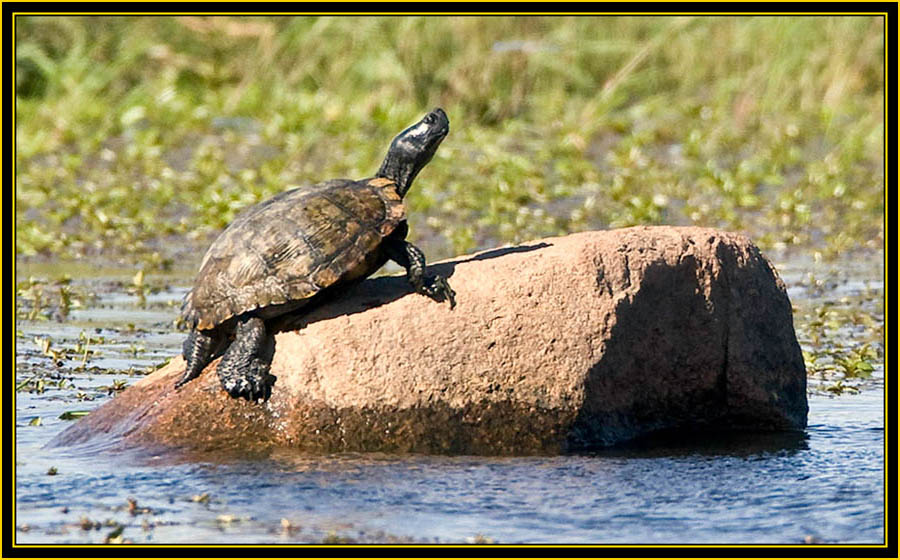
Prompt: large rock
<box><xmin>52</xmin><ymin>227</ymin><xmax>808</xmax><ymax>456</ymax></box>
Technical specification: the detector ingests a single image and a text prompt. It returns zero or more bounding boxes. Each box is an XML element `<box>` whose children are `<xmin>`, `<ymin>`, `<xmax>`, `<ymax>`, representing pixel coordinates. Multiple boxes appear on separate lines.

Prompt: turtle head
<box><xmin>377</xmin><ymin>108</ymin><xmax>449</xmax><ymax>197</ymax></box>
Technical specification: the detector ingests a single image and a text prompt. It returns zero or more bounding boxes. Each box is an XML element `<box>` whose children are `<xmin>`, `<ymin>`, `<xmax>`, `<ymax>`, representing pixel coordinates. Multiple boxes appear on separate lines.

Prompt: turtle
<box><xmin>176</xmin><ymin>108</ymin><xmax>455</xmax><ymax>402</ymax></box>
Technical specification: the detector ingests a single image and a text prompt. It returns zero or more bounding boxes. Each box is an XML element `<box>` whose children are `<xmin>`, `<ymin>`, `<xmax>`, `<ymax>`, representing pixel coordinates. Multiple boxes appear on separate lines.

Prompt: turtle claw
<box><xmin>422</xmin><ymin>275</ymin><xmax>456</xmax><ymax>309</ymax></box>
<box><xmin>221</xmin><ymin>360</ymin><xmax>276</xmax><ymax>402</ymax></box>
<box><xmin>174</xmin><ymin>372</ymin><xmax>194</xmax><ymax>390</ymax></box>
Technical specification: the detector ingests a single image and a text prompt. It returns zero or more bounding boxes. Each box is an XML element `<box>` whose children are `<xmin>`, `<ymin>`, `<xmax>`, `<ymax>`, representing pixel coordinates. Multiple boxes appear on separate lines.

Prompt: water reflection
<box><xmin>589</xmin><ymin>429</ymin><xmax>810</xmax><ymax>459</ymax></box>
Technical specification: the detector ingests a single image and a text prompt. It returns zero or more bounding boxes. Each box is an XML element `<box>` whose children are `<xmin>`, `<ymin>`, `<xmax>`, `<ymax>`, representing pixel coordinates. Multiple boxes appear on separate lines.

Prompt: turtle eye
<box><xmin>423</xmin><ymin>113</ymin><xmax>436</xmax><ymax>124</ymax></box>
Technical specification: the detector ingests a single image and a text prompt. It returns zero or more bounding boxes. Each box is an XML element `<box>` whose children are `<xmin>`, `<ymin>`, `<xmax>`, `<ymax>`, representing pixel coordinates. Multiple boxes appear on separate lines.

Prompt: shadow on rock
<box><xmin>274</xmin><ymin>241</ymin><xmax>552</xmax><ymax>334</ymax></box>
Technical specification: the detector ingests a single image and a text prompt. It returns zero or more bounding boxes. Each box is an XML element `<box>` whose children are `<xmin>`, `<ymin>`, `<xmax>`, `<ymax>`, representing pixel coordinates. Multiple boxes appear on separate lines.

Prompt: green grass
<box><xmin>15</xmin><ymin>15</ymin><xmax>884</xmax><ymax>266</ymax></box>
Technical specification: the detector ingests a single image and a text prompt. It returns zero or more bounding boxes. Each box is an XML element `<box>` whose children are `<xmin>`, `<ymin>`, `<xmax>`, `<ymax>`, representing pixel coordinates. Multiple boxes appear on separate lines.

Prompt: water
<box><xmin>13</xmin><ymin>391</ymin><xmax>885</xmax><ymax>544</ymax></box>
<box><xmin>14</xmin><ymin>256</ymin><xmax>885</xmax><ymax>545</ymax></box>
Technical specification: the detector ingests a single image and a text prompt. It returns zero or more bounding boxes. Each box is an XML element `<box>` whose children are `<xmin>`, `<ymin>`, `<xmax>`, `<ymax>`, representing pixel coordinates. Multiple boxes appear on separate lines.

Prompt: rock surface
<box><xmin>52</xmin><ymin>227</ymin><xmax>808</xmax><ymax>456</ymax></box>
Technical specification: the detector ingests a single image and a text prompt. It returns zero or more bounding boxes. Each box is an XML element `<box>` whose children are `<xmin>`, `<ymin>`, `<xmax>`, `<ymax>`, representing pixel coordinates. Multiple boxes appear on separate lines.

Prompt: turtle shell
<box><xmin>182</xmin><ymin>177</ymin><xmax>405</xmax><ymax>330</ymax></box>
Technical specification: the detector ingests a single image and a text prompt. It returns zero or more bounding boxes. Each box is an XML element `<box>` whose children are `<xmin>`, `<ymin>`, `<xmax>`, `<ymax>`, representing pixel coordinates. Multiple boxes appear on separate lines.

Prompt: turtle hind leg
<box><xmin>176</xmin><ymin>328</ymin><xmax>225</xmax><ymax>389</ymax></box>
<box><xmin>217</xmin><ymin>316</ymin><xmax>277</xmax><ymax>402</ymax></box>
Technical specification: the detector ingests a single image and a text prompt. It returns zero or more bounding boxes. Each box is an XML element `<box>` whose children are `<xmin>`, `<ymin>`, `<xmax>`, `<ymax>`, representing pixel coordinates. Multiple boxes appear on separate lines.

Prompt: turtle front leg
<box><xmin>176</xmin><ymin>328</ymin><xmax>225</xmax><ymax>389</ymax></box>
<box><xmin>384</xmin><ymin>239</ymin><xmax>456</xmax><ymax>308</ymax></box>
<box><xmin>216</xmin><ymin>316</ymin><xmax>277</xmax><ymax>402</ymax></box>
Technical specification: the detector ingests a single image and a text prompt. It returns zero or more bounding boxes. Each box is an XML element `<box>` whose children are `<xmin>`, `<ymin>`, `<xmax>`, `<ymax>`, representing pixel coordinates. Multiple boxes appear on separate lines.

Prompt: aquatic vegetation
<box><xmin>98</xmin><ymin>379</ymin><xmax>130</xmax><ymax>395</ymax></box>
<box><xmin>58</xmin><ymin>410</ymin><xmax>91</xmax><ymax>420</ymax></box>
<box><xmin>25</xmin><ymin>331</ymin><xmax>102</xmax><ymax>370</ymax></box>
<box><xmin>14</xmin><ymin>277</ymin><xmax>178</xmax><ymax>410</ymax></box>
<box><xmin>14</xmin><ymin>16</ymin><xmax>882</xmax><ymax>267</ymax></box>
<box><xmin>16</xmin><ymin>277</ymin><xmax>95</xmax><ymax>321</ymax></box>
<box><xmin>190</xmin><ymin>494</ymin><xmax>209</xmax><ymax>505</ymax></box>
<box><xmin>321</xmin><ymin>531</ymin><xmax>353</xmax><ymax>544</ymax></box>
<box><xmin>468</xmin><ymin>534</ymin><xmax>495</xmax><ymax>544</ymax></box>
<box><xmin>129</xmin><ymin>270</ymin><xmax>148</xmax><ymax>308</ymax></box>
<box><xmin>103</xmin><ymin>524</ymin><xmax>127</xmax><ymax>544</ymax></box>
<box><xmin>787</xmin><ymin>261</ymin><xmax>884</xmax><ymax>395</ymax></box>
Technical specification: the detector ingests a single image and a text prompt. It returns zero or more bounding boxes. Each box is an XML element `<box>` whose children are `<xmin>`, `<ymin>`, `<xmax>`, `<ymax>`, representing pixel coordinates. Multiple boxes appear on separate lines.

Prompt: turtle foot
<box><xmin>174</xmin><ymin>371</ymin><xmax>194</xmax><ymax>390</ymax></box>
<box><xmin>176</xmin><ymin>328</ymin><xmax>223</xmax><ymax>390</ymax></box>
<box><xmin>421</xmin><ymin>275</ymin><xmax>456</xmax><ymax>309</ymax></box>
<box><xmin>220</xmin><ymin>359</ymin><xmax>276</xmax><ymax>402</ymax></box>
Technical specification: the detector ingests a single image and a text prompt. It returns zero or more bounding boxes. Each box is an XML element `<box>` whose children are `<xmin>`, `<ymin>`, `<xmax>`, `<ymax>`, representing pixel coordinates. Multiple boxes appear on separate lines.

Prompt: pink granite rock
<box><xmin>52</xmin><ymin>227</ymin><xmax>808</xmax><ymax>455</ymax></box>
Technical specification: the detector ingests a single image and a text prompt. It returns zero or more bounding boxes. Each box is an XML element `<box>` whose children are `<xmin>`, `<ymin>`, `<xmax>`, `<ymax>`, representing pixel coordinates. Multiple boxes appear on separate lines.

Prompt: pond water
<box><xmin>14</xmin><ymin>391</ymin><xmax>885</xmax><ymax>545</ymax></box>
<box><xmin>13</xmin><ymin>255</ymin><xmax>885</xmax><ymax>545</ymax></box>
